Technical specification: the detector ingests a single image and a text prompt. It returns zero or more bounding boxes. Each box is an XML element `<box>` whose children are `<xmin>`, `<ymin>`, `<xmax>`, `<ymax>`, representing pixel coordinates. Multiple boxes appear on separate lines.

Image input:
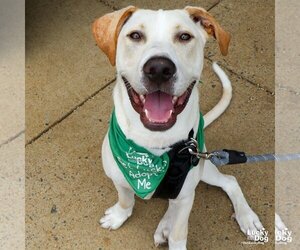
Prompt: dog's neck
<box><xmin>113</xmin><ymin>78</ymin><xmax>200</xmax><ymax>155</ymax></box>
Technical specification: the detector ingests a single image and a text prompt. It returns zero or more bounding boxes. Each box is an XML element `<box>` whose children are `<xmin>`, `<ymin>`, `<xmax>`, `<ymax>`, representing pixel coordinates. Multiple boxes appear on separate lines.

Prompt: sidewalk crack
<box><xmin>276</xmin><ymin>84</ymin><xmax>300</xmax><ymax>96</ymax></box>
<box><xmin>0</xmin><ymin>130</ymin><xmax>25</xmax><ymax>149</ymax></box>
<box><xmin>26</xmin><ymin>78</ymin><xmax>115</xmax><ymax>146</ymax></box>
<box><xmin>205</xmin><ymin>57</ymin><xmax>275</xmax><ymax>96</ymax></box>
<box><xmin>96</xmin><ymin>0</ymin><xmax>222</xmax><ymax>12</ymax></box>
<box><xmin>207</xmin><ymin>0</ymin><xmax>222</xmax><ymax>11</ymax></box>
<box><xmin>97</xmin><ymin>0</ymin><xmax>117</xmax><ymax>11</ymax></box>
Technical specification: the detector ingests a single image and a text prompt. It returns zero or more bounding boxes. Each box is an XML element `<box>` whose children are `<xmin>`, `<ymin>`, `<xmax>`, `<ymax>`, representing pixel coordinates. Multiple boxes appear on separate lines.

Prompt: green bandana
<box><xmin>108</xmin><ymin>111</ymin><xmax>205</xmax><ymax>199</ymax></box>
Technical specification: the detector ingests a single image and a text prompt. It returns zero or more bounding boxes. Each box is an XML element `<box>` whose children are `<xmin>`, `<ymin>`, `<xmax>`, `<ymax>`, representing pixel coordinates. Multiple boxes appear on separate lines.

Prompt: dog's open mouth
<box><xmin>123</xmin><ymin>77</ymin><xmax>196</xmax><ymax>131</ymax></box>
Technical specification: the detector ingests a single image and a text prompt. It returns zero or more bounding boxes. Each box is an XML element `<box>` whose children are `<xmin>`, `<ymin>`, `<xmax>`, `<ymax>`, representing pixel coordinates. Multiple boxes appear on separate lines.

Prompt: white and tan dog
<box><xmin>93</xmin><ymin>6</ymin><xmax>264</xmax><ymax>249</ymax></box>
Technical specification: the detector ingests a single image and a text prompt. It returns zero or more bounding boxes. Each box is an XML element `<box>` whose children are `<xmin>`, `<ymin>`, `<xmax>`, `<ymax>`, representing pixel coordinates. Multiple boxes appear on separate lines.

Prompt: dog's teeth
<box><xmin>145</xmin><ymin>109</ymin><xmax>154</xmax><ymax>122</ymax></box>
<box><xmin>139</xmin><ymin>95</ymin><xmax>145</xmax><ymax>104</ymax></box>
<box><xmin>145</xmin><ymin>109</ymin><xmax>149</xmax><ymax>118</ymax></box>
<box><xmin>169</xmin><ymin>110</ymin><xmax>173</xmax><ymax>116</ymax></box>
<box><xmin>172</xmin><ymin>96</ymin><xmax>178</xmax><ymax>104</ymax></box>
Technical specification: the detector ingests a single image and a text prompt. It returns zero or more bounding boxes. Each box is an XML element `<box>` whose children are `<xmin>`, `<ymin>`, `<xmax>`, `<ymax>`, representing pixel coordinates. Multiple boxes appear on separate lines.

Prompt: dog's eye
<box><xmin>178</xmin><ymin>33</ymin><xmax>193</xmax><ymax>42</ymax></box>
<box><xmin>128</xmin><ymin>31</ymin><xmax>143</xmax><ymax>41</ymax></box>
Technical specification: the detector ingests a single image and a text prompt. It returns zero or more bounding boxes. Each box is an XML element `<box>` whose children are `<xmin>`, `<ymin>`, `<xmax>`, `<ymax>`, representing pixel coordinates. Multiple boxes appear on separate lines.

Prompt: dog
<box><xmin>92</xmin><ymin>6</ymin><xmax>265</xmax><ymax>249</ymax></box>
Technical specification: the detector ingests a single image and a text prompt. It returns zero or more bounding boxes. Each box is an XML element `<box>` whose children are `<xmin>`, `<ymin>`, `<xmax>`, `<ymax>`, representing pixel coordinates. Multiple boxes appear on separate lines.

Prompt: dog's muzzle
<box><xmin>122</xmin><ymin>56</ymin><xmax>195</xmax><ymax>131</ymax></box>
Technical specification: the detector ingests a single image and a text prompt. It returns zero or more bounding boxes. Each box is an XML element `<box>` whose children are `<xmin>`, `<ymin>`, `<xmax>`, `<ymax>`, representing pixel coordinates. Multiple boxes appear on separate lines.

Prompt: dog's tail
<box><xmin>203</xmin><ymin>62</ymin><xmax>232</xmax><ymax>128</ymax></box>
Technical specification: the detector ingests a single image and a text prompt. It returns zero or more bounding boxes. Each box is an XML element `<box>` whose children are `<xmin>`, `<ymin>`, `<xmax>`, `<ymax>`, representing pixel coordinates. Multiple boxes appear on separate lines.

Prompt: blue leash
<box><xmin>182</xmin><ymin>138</ymin><xmax>300</xmax><ymax>167</ymax></box>
<box><xmin>208</xmin><ymin>150</ymin><xmax>300</xmax><ymax>167</ymax></box>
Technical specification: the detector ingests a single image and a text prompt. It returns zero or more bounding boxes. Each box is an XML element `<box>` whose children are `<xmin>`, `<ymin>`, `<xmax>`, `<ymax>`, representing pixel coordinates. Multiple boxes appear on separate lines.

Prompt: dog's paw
<box><xmin>275</xmin><ymin>213</ymin><xmax>290</xmax><ymax>243</ymax></box>
<box><xmin>154</xmin><ymin>215</ymin><xmax>170</xmax><ymax>247</ymax></box>
<box><xmin>99</xmin><ymin>202</ymin><xmax>133</xmax><ymax>230</ymax></box>
<box><xmin>168</xmin><ymin>237</ymin><xmax>187</xmax><ymax>250</ymax></box>
<box><xmin>232</xmin><ymin>206</ymin><xmax>264</xmax><ymax>241</ymax></box>
<box><xmin>154</xmin><ymin>228</ymin><xmax>169</xmax><ymax>247</ymax></box>
<box><xmin>275</xmin><ymin>213</ymin><xmax>287</xmax><ymax>231</ymax></box>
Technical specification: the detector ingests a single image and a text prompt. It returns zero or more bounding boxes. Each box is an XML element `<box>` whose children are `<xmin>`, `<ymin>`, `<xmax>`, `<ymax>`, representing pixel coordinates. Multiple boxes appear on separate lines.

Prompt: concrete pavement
<box><xmin>0</xmin><ymin>0</ymin><xmax>25</xmax><ymax>249</ymax></box>
<box><xmin>26</xmin><ymin>0</ymin><xmax>276</xmax><ymax>249</ymax></box>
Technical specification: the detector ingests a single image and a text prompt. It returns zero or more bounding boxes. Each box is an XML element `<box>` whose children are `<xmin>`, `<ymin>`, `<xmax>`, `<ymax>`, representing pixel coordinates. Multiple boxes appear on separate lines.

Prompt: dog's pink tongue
<box><xmin>144</xmin><ymin>91</ymin><xmax>173</xmax><ymax>123</ymax></box>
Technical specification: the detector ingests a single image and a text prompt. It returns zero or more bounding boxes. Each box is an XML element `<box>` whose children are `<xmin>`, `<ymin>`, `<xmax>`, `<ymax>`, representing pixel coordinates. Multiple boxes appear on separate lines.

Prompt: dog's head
<box><xmin>93</xmin><ymin>6</ymin><xmax>230</xmax><ymax>131</ymax></box>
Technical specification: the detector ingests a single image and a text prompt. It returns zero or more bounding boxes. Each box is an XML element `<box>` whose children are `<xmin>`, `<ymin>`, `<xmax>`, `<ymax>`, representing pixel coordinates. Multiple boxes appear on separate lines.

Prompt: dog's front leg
<box><xmin>100</xmin><ymin>183</ymin><xmax>135</xmax><ymax>230</ymax></box>
<box><xmin>200</xmin><ymin>160</ymin><xmax>263</xmax><ymax>239</ymax></box>
<box><xmin>166</xmin><ymin>192</ymin><xmax>195</xmax><ymax>250</ymax></box>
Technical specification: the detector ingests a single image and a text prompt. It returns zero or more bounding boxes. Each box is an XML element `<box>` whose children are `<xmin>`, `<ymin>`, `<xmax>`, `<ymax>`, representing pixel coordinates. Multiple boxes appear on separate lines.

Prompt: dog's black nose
<box><xmin>143</xmin><ymin>57</ymin><xmax>176</xmax><ymax>83</ymax></box>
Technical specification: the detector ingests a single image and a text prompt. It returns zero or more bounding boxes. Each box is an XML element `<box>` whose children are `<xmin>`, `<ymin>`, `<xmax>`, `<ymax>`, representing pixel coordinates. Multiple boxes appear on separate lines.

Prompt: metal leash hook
<box><xmin>178</xmin><ymin>138</ymin><xmax>215</xmax><ymax>164</ymax></box>
<box><xmin>186</xmin><ymin>138</ymin><xmax>215</xmax><ymax>159</ymax></box>
<box><xmin>179</xmin><ymin>137</ymin><xmax>300</xmax><ymax>167</ymax></box>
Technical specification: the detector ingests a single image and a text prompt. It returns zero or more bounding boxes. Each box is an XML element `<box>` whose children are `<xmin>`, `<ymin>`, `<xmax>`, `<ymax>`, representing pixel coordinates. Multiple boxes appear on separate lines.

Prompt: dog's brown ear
<box><xmin>185</xmin><ymin>6</ymin><xmax>230</xmax><ymax>56</ymax></box>
<box><xmin>92</xmin><ymin>6</ymin><xmax>137</xmax><ymax>66</ymax></box>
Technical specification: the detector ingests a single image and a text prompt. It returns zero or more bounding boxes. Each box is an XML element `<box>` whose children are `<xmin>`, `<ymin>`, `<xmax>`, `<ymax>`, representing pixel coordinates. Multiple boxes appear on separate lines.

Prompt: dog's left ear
<box><xmin>185</xmin><ymin>6</ymin><xmax>230</xmax><ymax>56</ymax></box>
<box><xmin>92</xmin><ymin>6</ymin><xmax>137</xmax><ymax>66</ymax></box>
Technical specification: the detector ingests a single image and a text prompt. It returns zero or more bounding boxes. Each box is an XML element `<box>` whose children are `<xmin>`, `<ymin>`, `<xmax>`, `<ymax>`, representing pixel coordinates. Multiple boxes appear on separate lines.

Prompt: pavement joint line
<box><xmin>97</xmin><ymin>0</ymin><xmax>117</xmax><ymax>11</ymax></box>
<box><xmin>205</xmin><ymin>56</ymin><xmax>275</xmax><ymax>96</ymax></box>
<box><xmin>207</xmin><ymin>0</ymin><xmax>222</xmax><ymax>11</ymax></box>
<box><xmin>276</xmin><ymin>84</ymin><xmax>300</xmax><ymax>96</ymax></box>
<box><xmin>0</xmin><ymin>130</ymin><xmax>25</xmax><ymax>149</ymax></box>
<box><xmin>25</xmin><ymin>78</ymin><xmax>116</xmax><ymax>147</ymax></box>
<box><xmin>97</xmin><ymin>0</ymin><xmax>221</xmax><ymax>12</ymax></box>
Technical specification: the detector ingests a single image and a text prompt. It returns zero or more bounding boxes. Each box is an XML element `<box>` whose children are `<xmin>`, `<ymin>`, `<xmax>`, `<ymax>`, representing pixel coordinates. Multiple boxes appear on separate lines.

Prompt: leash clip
<box><xmin>191</xmin><ymin>151</ymin><xmax>214</xmax><ymax>160</ymax></box>
<box><xmin>179</xmin><ymin>138</ymin><xmax>213</xmax><ymax>160</ymax></box>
